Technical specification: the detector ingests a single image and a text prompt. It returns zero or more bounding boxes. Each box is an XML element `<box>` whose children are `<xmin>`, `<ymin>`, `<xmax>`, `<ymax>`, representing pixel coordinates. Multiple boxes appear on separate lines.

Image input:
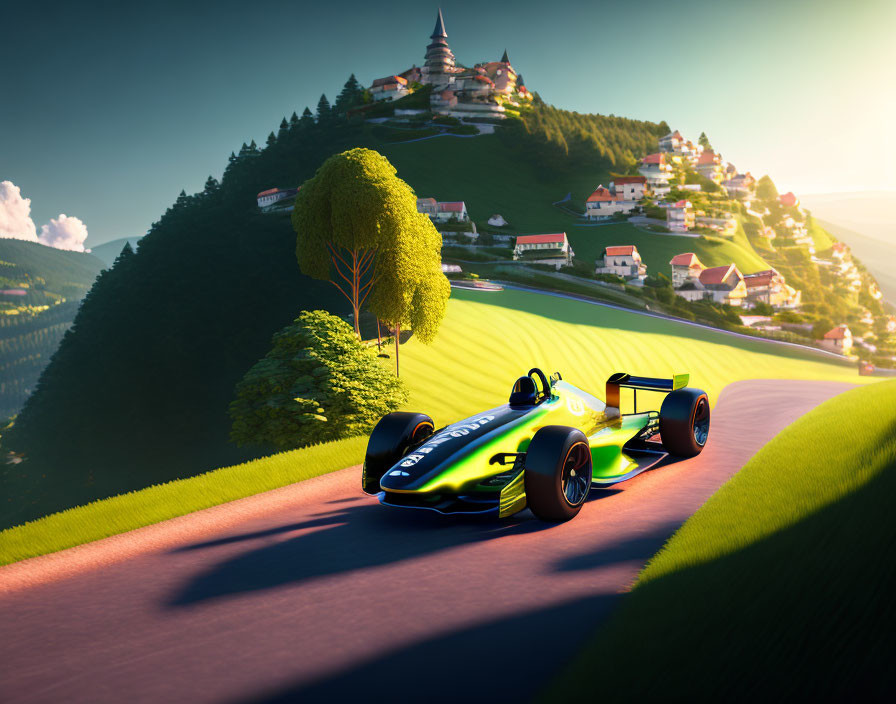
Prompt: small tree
<box><xmin>300</xmin><ymin>107</ymin><xmax>315</xmax><ymax>129</ymax></box>
<box><xmin>229</xmin><ymin>310</ymin><xmax>407</xmax><ymax>449</ymax></box>
<box><xmin>266</xmin><ymin>131</ymin><xmax>277</xmax><ymax>148</ymax></box>
<box><xmin>278</xmin><ymin>117</ymin><xmax>289</xmax><ymax>140</ymax></box>
<box><xmin>698</xmin><ymin>131</ymin><xmax>712</xmax><ymax>150</ymax></box>
<box><xmin>756</xmin><ymin>175</ymin><xmax>779</xmax><ymax>202</ymax></box>
<box><xmin>292</xmin><ymin>148</ymin><xmax>450</xmax><ymax>375</ymax></box>
<box><xmin>316</xmin><ymin>94</ymin><xmax>332</xmax><ymax>123</ymax></box>
<box><xmin>334</xmin><ymin>74</ymin><xmax>364</xmax><ymax>114</ymax></box>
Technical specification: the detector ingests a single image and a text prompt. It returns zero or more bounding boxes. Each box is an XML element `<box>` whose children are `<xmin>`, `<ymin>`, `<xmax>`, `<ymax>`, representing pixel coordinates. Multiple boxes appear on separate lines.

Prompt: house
<box><xmin>886</xmin><ymin>316</ymin><xmax>896</xmax><ymax>334</ymax></box>
<box><xmin>595</xmin><ymin>245</ymin><xmax>647</xmax><ymax>282</ymax></box>
<box><xmin>610</xmin><ymin>175</ymin><xmax>647</xmax><ymax>201</ymax></box>
<box><xmin>659</xmin><ymin>130</ymin><xmax>685</xmax><ymax>153</ymax></box>
<box><xmin>743</xmin><ymin>269</ymin><xmax>801</xmax><ymax>308</ymax></box>
<box><xmin>666</xmin><ymin>200</ymin><xmax>695</xmax><ymax>232</ymax></box>
<box><xmin>369</xmin><ymin>75</ymin><xmax>410</xmax><ymax>102</ymax></box>
<box><xmin>722</xmin><ymin>172</ymin><xmax>755</xmax><ymax>197</ymax></box>
<box><xmin>669</xmin><ymin>252</ymin><xmax>705</xmax><ymax>287</ymax></box>
<box><xmin>513</xmin><ymin>233</ymin><xmax>574</xmax><ymax>269</ymax></box>
<box><xmin>697</xmin><ymin>264</ymin><xmax>747</xmax><ymax>306</ymax></box>
<box><xmin>436</xmin><ymin>201</ymin><xmax>469</xmax><ymax>222</ymax></box>
<box><xmin>585</xmin><ymin>185</ymin><xmax>637</xmax><ymax>218</ymax></box>
<box><xmin>831</xmin><ymin>242</ymin><xmax>849</xmax><ymax>261</ymax></box>
<box><xmin>417</xmin><ymin>198</ymin><xmax>469</xmax><ymax>222</ymax></box>
<box><xmin>256</xmin><ymin>187</ymin><xmax>299</xmax><ymax>209</ymax></box>
<box><xmin>638</xmin><ymin>153</ymin><xmax>673</xmax><ymax>192</ymax></box>
<box><xmin>695</xmin><ymin>150</ymin><xmax>723</xmax><ymax>184</ymax></box>
<box><xmin>696</xmin><ymin>214</ymin><xmax>737</xmax><ymax>236</ymax></box>
<box><xmin>820</xmin><ymin>325</ymin><xmax>853</xmax><ymax>355</ymax></box>
<box><xmin>779</xmin><ymin>191</ymin><xmax>800</xmax><ymax>208</ymax></box>
<box><xmin>488</xmin><ymin>214</ymin><xmax>508</xmax><ymax>227</ymax></box>
<box><xmin>441</xmin><ymin>263</ymin><xmax>463</xmax><ymax>274</ymax></box>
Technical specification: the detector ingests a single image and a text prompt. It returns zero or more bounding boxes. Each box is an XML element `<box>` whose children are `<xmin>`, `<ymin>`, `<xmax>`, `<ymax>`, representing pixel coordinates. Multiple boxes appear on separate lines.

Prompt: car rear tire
<box><xmin>362</xmin><ymin>412</ymin><xmax>434</xmax><ymax>494</ymax></box>
<box><xmin>659</xmin><ymin>388</ymin><xmax>710</xmax><ymax>457</ymax></box>
<box><xmin>524</xmin><ymin>426</ymin><xmax>592</xmax><ymax>522</ymax></box>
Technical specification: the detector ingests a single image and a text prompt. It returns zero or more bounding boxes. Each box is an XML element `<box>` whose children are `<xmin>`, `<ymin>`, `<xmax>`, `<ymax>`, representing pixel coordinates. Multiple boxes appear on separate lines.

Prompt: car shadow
<box><xmin>229</xmin><ymin>592</ymin><xmax>620</xmax><ymax>704</ymax></box>
<box><xmin>167</xmin><ymin>502</ymin><xmax>555</xmax><ymax>607</ymax></box>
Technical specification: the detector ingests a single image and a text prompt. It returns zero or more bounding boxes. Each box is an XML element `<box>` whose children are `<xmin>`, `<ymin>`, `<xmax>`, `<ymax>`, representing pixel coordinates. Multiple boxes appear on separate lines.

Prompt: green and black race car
<box><xmin>362</xmin><ymin>368</ymin><xmax>710</xmax><ymax>522</ymax></box>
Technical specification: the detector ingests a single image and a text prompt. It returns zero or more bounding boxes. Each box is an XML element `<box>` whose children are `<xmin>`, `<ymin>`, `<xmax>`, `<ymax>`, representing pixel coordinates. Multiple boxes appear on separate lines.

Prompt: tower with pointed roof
<box><xmin>422</xmin><ymin>9</ymin><xmax>456</xmax><ymax>88</ymax></box>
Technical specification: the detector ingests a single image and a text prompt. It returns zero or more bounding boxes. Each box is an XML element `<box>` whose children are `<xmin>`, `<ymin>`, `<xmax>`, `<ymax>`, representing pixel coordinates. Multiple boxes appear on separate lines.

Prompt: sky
<box><xmin>2</xmin><ymin>0</ymin><xmax>894</xmax><ymax>246</ymax></box>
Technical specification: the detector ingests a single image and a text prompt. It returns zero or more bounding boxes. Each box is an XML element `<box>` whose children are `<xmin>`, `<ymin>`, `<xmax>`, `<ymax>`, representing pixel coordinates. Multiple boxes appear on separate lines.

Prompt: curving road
<box><xmin>0</xmin><ymin>380</ymin><xmax>852</xmax><ymax>704</ymax></box>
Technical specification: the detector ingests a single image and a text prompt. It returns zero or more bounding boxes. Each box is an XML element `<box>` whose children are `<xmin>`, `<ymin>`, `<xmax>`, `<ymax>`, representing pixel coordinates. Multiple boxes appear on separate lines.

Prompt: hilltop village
<box><xmin>251</xmin><ymin>10</ymin><xmax>893</xmax><ymax>367</ymax></box>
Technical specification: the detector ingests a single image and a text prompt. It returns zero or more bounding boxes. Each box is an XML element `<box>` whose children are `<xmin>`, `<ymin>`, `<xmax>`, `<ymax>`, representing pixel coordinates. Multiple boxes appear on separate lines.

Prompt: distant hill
<box><xmin>801</xmin><ymin>191</ymin><xmax>896</xmax><ymax>306</ymax></box>
<box><xmin>89</xmin><ymin>237</ymin><xmax>144</xmax><ymax>268</ymax></box>
<box><xmin>0</xmin><ymin>240</ymin><xmax>105</xmax><ymax>420</ymax></box>
<box><xmin>0</xmin><ymin>102</ymin><xmax>669</xmax><ymax>528</ymax></box>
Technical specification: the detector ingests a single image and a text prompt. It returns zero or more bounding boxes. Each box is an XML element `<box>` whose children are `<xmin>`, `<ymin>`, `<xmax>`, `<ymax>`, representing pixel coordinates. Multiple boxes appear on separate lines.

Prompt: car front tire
<box><xmin>362</xmin><ymin>412</ymin><xmax>434</xmax><ymax>494</ymax></box>
<box><xmin>524</xmin><ymin>426</ymin><xmax>592</xmax><ymax>522</ymax></box>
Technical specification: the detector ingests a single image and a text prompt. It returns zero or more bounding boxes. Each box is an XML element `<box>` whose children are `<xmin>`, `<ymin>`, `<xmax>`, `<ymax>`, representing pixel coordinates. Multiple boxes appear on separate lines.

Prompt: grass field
<box><xmin>0</xmin><ymin>287</ymin><xmax>867</xmax><ymax>566</ymax></box>
<box><xmin>546</xmin><ymin>379</ymin><xmax>896</xmax><ymax>701</ymax></box>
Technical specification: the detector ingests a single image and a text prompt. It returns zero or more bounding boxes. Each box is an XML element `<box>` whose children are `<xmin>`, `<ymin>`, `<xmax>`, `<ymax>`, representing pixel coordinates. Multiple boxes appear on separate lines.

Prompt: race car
<box><xmin>362</xmin><ymin>368</ymin><xmax>710</xmax><ymax>522</ymax></box>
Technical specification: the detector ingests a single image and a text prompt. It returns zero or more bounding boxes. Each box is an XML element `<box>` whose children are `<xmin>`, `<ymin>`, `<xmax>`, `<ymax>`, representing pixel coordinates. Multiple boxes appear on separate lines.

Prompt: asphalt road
<box><xmin>0</xmin><ymin>380</ymin><xmax>852</xmax><ymax>704</ymax></box>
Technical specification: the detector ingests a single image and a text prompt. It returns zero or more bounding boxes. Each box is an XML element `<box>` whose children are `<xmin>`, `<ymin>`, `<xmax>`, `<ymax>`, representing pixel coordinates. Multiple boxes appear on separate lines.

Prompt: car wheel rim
<box><xmin>561</xmin><ymin>442</ymin><xmax>591</xmax><ymax>506</ymax></box>
<box><xmin>693</xmin><ymin>398</ymin><xmax>710</xmax><ymax>447</ymax></box>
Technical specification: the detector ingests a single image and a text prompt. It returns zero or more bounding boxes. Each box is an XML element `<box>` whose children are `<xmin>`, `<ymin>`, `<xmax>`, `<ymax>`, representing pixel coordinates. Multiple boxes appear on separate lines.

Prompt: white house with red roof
<box><xmin>722</xmin><ymin>172</ymin><xmax>755</xmax><ymax>197</ymax></box>
<box><xmin>595</xmin><ymin>245</ymin><xmax>647</xmax><ymax>282</ymax></box>
<box><xmin>513</xmin><ymin>233</ymin><xmax>574</xmax><ymax>269</ymax></box>
<box><xmin>638</xmin><ymin>153</ymin><xmax>673</xmax><ymax>193</ymax></box>
<box><xmin>417</xmin><ymin>198</ymin><xmax>469</xmax><ymax>222</ymax></box>
<box><xmin>697</xmin><ymin>264</ymin><xmax>747</xmax><ymax>305</ymax></box>
<box><xmin>743</xmin><ymin>269</ymin><xmax>801</xmax><ymax>308</ymax></box>
<box><xmin>369</xmin><ymin>75</ymin><xmax>410</xmax><ymax>102</ymax></box>
<box><xmin>257</xmin><ymin>187</ymin><xmax>299</xmax><ymax>210</ymax></box>
<box><xmin>695</xmin><ymin>150</ymin><xmax>723</xmax><ymax>184</ymax></box>
<box><xmin>666</xmin><ymin>200</ymin><xmax>695</xmax><ymax>232</ymax></box>
<box><xmin>670</xmin><ymin>252</ymin><xmax>705</xmax><ymax>287</ymax></box>
<box><xmin>820</xmin><ymin>325</ymin><xmax>853</xmax><ymax>355</ymax></box>
<box><xmin>610</xmin><ymin>175</ymin><xmax>647</xmax><ymax>201</ymax></box>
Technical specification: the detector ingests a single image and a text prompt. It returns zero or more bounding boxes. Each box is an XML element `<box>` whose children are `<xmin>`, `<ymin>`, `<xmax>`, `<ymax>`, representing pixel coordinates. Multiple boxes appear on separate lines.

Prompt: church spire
<box><xmin>501</xmin><ymin>48</ymin><xmax>509</xmax><ymax>63</ymax></box>
<box><xmin>431</xmin><ymin>8</ymin><xmax>447</xmax><ymax>39</ymax></box>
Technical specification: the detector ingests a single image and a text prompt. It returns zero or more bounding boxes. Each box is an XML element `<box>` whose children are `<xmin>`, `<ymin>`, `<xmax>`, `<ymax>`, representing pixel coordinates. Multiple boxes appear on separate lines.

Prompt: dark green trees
<box><xmin>229</xmin><ymin>310</ymin><xmax>407</xmax><ymax>449</ymax></box>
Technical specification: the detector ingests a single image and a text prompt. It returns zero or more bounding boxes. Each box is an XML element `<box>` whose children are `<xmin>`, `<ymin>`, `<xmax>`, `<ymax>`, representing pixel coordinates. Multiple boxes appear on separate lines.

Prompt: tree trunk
<box><xmin>395</xmin><ymin>323</ymin><xmax>400</xmax><ymax>377</ymax></box>
<box><xmin>376</xmin><ymin>318</ymin><xmax>382</xmax><ymax>351</ymax></box>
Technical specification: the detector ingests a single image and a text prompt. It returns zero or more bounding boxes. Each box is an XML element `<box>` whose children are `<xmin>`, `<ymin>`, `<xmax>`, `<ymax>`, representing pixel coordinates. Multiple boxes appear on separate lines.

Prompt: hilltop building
<box><xmin>666</xmin><ymin>200</ymin><xmax>695</xmax><ymax>232</ymax></box>
<box><xmin>638</xmin><ymin>153</ymin><xmax>673</xmax><ymax>194</ymax></box>
<box><xmin>369</xmin><ymin>10</ymin><xmax>531</xmax><ymax>118</ymax></box>
<box><xmin>256</xmin><ymin>187</ymin><xmax>299</xmax><ymax>210</ymax></box>
<box><xmin>743</xmin><ymin>269</ymin><xmax>801</xmax><ymax>308</ymax></box>
<box><xmin>595</xmin><ymin>245</ymin><xmax>647</xmax><ymax>282</ymax></box>
<box><xmin>669</xmin><ymin>252</ymin><xmax>705</xmax><ymax>288</ymax></box>
<box><xmin>513</xmin><ymin>233</ymin><xmax>574</xmax><ymax>269</ymax></box>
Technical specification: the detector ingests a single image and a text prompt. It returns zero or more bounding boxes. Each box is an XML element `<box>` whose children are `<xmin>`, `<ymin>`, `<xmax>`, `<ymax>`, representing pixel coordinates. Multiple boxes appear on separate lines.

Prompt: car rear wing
<box><xmin>606</xmin><ymin>372</ymin><xmax>689</xmax><ymax>411</ymax></box>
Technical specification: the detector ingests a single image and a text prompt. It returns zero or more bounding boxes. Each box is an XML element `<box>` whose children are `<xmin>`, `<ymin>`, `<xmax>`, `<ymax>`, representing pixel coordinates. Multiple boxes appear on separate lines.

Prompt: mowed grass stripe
<box><xmin>0</xmin><ymin>288</ymin><xmax>866</xmax><ymax>566</ymax></box>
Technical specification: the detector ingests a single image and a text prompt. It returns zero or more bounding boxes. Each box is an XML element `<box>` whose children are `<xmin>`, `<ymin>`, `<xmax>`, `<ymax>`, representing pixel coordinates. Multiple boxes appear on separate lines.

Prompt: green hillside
<box><xmin>0</xmin><ymin>287</ymin><xmax>865</xmax><ymax>564</ymax></box>
<box><xmin>0</xmin><ymin>101</ymin><xmax>668</xmax><ymax>528</ymax></box>
<box><xmin>0</xmin><ymin>240</ymin><xmax>105</xmax><ymax>420</ymax></box>
<box><xmin>548</xmin><ymin>379</ymin><xmax>895</xmax><ymax>701</ymax></box>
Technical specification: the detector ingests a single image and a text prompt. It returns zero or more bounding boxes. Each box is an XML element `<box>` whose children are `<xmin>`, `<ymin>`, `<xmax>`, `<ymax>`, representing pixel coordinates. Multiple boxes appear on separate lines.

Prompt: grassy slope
<box><xmin>819</xmin><ymin>219</ymin><xmax>896</xmax><ymax>305</ymax></box>
<box><xmin>377</xmin><ymin>134</ymin><xmax>771</xmax><ymax>276</ymax></box>
<box><xmin>547</xmin><ymin>380</ymin><xmax>896</xmax><ymax>701</ymax></box>
<box><xmin>0</xmin><ymin>239</ymin><xmax>104</xmax><ymax>300</ymax></box>
<box><xmin>0</xmin><ymin>287</ymin><xmax>866</xmax><ymax>566</ymax></box>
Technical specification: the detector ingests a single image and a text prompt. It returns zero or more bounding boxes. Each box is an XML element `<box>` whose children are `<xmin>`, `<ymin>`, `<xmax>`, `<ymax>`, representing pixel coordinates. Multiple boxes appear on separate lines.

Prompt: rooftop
<box><xmin>516</xmin><ymin>233</ymin><xmax>567</xmax><ymax>245</ymax></box>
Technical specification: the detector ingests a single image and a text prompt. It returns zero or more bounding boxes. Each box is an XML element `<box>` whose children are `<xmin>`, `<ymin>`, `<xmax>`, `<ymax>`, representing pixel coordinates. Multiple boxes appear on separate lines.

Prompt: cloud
<box><xmin>0</xmin><ymin>180</ymin><xmax>38</xmax><ymax>242</ymax></box>
<box><xmin>39</xmin><ymin>214</ymin><xmax>89</xmax><ymax>252</ymax></box>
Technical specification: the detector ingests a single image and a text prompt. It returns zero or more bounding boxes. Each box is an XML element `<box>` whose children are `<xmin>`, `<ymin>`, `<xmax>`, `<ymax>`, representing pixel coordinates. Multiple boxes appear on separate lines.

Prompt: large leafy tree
<box><xmin>292</xmin><ymin>148</ymin><xmax>450</xmax><ymax>374</ymax></box>
<box><xmin>229</xmin><ymin>310</ymin><xmax>407</xmax><ymax>449</ymax></box>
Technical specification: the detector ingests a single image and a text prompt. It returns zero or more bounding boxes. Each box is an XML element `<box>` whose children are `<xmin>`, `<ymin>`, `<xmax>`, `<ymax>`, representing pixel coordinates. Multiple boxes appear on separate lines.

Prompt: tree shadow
<box><xmin>554</xmin><ymin>519</ymin><xmax>685</xmax><ymax>573</ymax></box>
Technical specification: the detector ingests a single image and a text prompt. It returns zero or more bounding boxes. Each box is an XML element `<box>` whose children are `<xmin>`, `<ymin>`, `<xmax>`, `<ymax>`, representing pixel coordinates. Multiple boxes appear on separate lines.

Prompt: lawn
<box><xmin>545</xmin><ymin>379</ymin><xmax>896</xmax><ymax>701</ymax></box>
<box><xmin>0</xmin><ymin>287</ymin><xmax>866</xmax><ymax>566</ymax></box>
